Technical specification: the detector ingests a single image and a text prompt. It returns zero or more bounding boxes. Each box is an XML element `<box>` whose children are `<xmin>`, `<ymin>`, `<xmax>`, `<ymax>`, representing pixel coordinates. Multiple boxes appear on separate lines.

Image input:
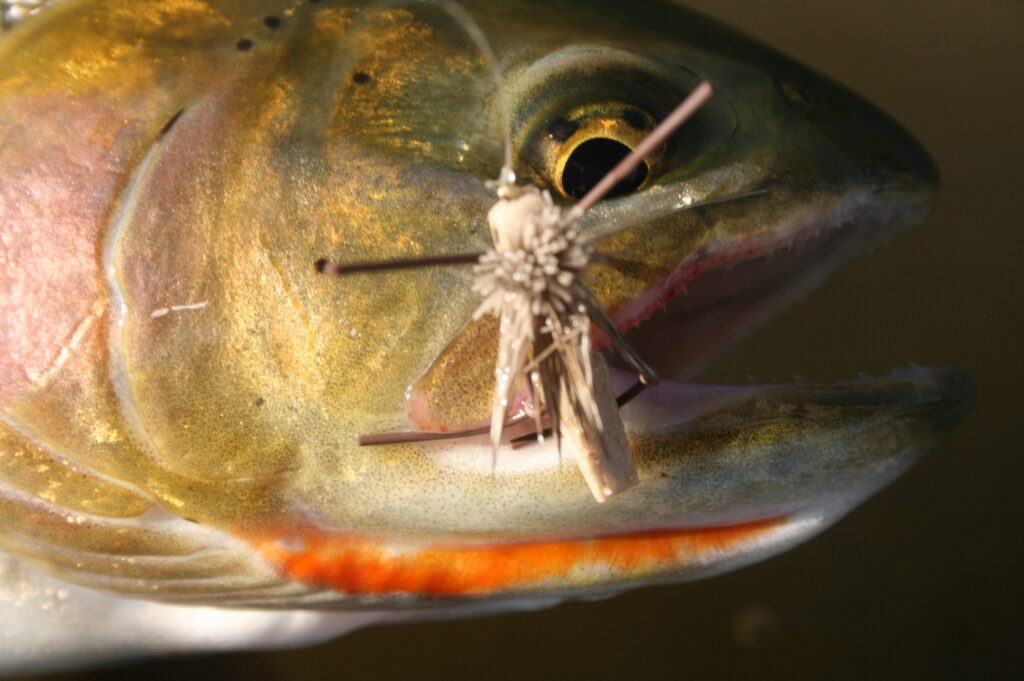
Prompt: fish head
<box><xmin>338</xmin><ymin>0</ymin><xmax>963</xmax><ymax>549</ymax></box>
<box><xmin>0</xmin><ymin>0</ymin><xmax>970</xmax><ymax>664</ymax></box>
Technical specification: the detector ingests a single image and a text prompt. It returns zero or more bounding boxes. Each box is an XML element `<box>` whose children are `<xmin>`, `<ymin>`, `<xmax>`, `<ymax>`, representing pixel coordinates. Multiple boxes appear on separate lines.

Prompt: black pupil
<box><xmin>561</xmin><ymin>138</ymin><xmax>647</xmax><ymax>200</ymax></box>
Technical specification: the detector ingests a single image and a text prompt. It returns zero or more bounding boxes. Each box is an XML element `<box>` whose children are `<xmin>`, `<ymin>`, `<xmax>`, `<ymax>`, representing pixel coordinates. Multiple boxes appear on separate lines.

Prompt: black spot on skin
<box><xmin>183</xmin><ymin>518</ymin><xmax>199</xmax><ymax>524</ymax></box>
<box><xmin>315</xmin><ymin>258</ymin><xmax>329</xmax><ymax>273</ymax></box>
<box><xmin>255</xmin><ymin>397</ymin><xmax>265</xmax><ymax>407</ymax></box>
<box><xmin>158</xmin><ymin>109</ymin><xmax>184</xmax><ymax>139</ymax></box>
<box><xmin>353</xmin><ymin>71</ymin><xmax>371</xmax><ymax>85</ymax></box>
<box><xmin>236</xmin><ymin>38</ymin><xmax>254</xmax><ymax>51</ymax></box>
<box><xmin>547</xmin><ymin>117</ymin><xmax>579</xmax><ymax>142</ymax></box>
<box><xmin>623</xmin><ymin>108</ymin><xmax>648</xmax><ymax>130</ymax></box>
<box><xmin>264</xmin><ymin>16</ymin><xmax>282</xmax><ymax>29</ymax></box>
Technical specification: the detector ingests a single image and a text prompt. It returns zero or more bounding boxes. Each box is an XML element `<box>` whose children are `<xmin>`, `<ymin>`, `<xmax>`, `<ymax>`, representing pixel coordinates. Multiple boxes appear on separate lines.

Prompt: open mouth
<box><xmin>259</xmin><ymin>134</ymin><xmax>972</xmax><ymax>605</ymax></box>
<box><xmin>411</xmin><ymin>186</ymin><xmax>971</xmax><ymax>533</ymax></box>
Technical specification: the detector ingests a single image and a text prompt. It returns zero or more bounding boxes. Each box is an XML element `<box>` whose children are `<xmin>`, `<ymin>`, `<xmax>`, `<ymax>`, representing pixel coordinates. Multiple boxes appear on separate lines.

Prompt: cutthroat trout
<box><xmin>0</xmin><ymin>0</ymin><xmax>972</xmax><ymax>672</ymax></box>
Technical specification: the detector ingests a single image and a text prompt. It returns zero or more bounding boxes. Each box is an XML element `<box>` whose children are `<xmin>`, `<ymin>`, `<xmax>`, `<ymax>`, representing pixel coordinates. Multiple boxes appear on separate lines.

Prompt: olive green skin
<box><xmin>0</xmin><ymin>0</ymin><xmax>968</xmax><ymax>607</ymax></box>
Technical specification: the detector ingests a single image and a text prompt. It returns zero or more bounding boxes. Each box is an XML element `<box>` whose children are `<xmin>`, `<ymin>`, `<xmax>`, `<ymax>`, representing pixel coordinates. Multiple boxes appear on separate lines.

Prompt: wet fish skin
<box><xmin>0</xmin><ymin>0</ymin><xmax>970</xmax><ymax>672</ymax></box>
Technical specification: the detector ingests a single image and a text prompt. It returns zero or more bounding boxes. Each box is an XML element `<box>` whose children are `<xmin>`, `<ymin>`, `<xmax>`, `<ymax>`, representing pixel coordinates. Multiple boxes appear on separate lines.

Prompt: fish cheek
<box><xmin>407</xmin><ymin>316</ymin><xmax>500</xmax><ymax>432</ymax></box>
<box><xmin>109</xmin><ymin>86</ymin><xmax>334</xmax><ymax>484</ymax></box>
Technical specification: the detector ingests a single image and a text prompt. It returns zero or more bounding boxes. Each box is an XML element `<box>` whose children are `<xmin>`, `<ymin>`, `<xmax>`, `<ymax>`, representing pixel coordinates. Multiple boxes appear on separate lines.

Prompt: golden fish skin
<box><xmin>0</xmin><ymin>0</ymin><xmax>970</xmax><ymax>671</ymax></box>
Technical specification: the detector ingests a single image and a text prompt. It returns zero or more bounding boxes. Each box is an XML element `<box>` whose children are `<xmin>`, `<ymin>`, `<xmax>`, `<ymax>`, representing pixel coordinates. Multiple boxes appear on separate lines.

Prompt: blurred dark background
<box><xmin>16</xmin><ymin>0</ymin><xmax>1022</xmax><ymax>679</ymax></box>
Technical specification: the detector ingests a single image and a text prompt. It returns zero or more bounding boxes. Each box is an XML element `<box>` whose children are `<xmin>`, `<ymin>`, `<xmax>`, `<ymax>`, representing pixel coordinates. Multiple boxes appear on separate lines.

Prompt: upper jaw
<box><xmin>573</xmin><ymin>58</ymin><xmax>942</xmax><ymax>364</ymax></box>
<box><xmin>613</xmin><ymin>180</ymin><xmax>935</xmax><ymax>381</ymax></box>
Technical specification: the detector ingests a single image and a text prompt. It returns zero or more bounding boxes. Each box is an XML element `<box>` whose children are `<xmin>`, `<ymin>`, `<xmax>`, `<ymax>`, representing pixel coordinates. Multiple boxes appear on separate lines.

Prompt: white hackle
<box><xmin>472</xmin><ymin>184</ymin><xmax>638</xmax><ymax>498</ymax></box>
<box><xmin>472</xmin><ymin>186</ymin><xmax>598</xmax><ymax>451</ymax></box>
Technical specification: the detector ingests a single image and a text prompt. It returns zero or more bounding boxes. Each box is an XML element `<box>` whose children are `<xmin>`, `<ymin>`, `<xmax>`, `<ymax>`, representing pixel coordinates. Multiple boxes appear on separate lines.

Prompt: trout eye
<box><xmin>560</xmin><ymin>138</ymin><xmax>647</xmax><ymax>199</ymax></box>
<box><xmin>529</xmin><ymin>105</ymin><xmax>664</xmax><ymax>201</ymax></box>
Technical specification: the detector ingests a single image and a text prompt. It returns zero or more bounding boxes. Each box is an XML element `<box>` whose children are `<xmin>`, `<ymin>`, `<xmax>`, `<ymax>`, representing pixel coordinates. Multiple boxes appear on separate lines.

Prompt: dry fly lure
<box><xmin>468</xmin><ymin>85</ymin><xmax>713</xmax><ymax>500</ymax></box>
<box><xmin>317</xmin><ymin>0</ymin><xmax>713</xmax><ymax>501</ymax></box>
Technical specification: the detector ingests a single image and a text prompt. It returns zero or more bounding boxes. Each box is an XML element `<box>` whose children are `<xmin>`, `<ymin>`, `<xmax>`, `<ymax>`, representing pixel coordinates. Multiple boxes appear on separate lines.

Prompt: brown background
<box><xmin>19</xmin><ymin>0</ymin><xmax>1023</xmax><ymax>679</ymax></box>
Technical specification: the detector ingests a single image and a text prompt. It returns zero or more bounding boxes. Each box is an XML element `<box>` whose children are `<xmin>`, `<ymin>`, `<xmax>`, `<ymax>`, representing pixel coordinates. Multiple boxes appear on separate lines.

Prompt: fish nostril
<box><xmin>561</xmin><ymin>138</ymin><xmax>648</xmax><ymax>200</ymax></box>
<box><xmin>777</xmin><ymin>79</ymin><xmax>815</xmax><ymax>110</ymax></box>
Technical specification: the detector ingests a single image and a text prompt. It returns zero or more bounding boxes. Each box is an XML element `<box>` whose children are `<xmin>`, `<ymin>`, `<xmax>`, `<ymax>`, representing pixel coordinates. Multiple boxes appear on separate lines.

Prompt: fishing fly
<box><xmin>318</xmin><ymin>0</ymin><xmax>713</xmax><ymax>501</ymax></box>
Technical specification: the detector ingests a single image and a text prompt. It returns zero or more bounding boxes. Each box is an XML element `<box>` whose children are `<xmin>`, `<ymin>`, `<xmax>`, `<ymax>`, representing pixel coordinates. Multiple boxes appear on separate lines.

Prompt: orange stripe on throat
<box><xmin>255</xmin><ymin>518</ymin><xmax>784</xmax><ymax>598</ymax></box>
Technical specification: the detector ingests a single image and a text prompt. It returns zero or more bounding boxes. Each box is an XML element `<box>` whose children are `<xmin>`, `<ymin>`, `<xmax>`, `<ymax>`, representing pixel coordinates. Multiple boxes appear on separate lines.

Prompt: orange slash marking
<box><xmin>256</xmin><ymin>518</ymin><xmax>783</xmax><ymax>597</ymax></box>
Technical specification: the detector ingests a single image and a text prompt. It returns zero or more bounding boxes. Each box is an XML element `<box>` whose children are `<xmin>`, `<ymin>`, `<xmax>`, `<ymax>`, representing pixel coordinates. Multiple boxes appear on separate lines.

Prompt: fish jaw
<box><xmin>352</xmin><ymin>48</ymin><xmax>954</xmax><ymax>538</ymax></box>
<box><xmin>0</xmin><ymin>370</ymin><xmax>971</xmax><ymax>673</ymax></box>
<box><xmin>246</xmin><ymin>365</ymin><xmax>971</xmax><ymax>605</ymax></box>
